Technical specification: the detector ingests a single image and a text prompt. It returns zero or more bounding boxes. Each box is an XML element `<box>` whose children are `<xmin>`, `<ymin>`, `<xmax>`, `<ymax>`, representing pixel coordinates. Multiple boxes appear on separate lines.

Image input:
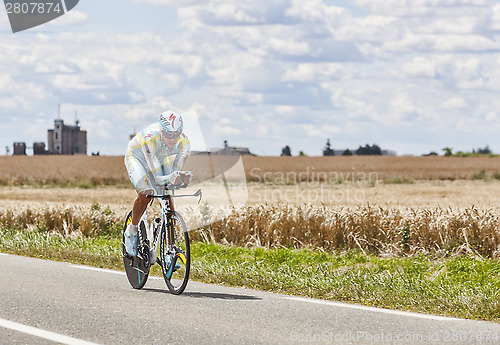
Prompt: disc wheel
<box><xmin>160</xmin><ymin>211</ymin><xmax>190</xmax><ymax>295</ymax></box>
<box><xmin>122</xmin><ymin>211</ymin><xmax>150</xmax><ymax>289</ymax></box>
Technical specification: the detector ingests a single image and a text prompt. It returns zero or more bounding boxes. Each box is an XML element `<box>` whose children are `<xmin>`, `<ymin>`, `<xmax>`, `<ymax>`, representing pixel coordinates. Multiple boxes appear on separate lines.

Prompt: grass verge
<box><xmin>1</xmin><ymin>228</ymin><xmax>499</xmax><ymax>322</ymax></box>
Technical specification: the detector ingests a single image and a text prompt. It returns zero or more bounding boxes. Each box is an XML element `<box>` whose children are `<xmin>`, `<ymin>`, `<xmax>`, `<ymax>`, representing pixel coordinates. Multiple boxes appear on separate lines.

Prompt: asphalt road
<box><xmin>1</xmin><ymin>253</ymin><xmax>499</xmax><ymax>345</ymax></box>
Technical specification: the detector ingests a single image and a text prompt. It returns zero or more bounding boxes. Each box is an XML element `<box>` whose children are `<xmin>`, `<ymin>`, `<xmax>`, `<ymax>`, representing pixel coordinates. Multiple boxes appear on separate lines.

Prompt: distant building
<box><xmin>33</xmin><ymin>142</ymin><xmax>48</xmax><ymax>155</ymax></box>
<box><xmin>212</xmin><ymin>140</ymin><xmax>255</xmax><ymax>156</ymax></box>
<box><xmin>47</xmin><ymin>119</ymin><xmax>87</xmax><ymax>155</ymax></box>
<box><xmin>13</xmin><ymin>142</ymin><xmax>26</xmax><ymax>155</ymax></box>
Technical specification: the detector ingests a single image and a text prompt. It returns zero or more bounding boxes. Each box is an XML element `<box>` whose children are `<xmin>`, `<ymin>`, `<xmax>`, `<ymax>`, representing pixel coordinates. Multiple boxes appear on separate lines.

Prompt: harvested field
<box><xmin>0</xmin><ymin>155</ymin><xmax>499</xmax><ymax>185</ymax></box>
<box><xmin>243</xmin><ymin>156</ymin><xmax>500</xmax><ymax>182</ymax></box>
<box><xmin>1</xmin><ymin>180</ymin><xmax>499</xmax><ymax>209</ymax></box>
<box><xmin>0</xmin><ymin>156</ymin><xmax>128</xmax><ymax>186</ymax></box>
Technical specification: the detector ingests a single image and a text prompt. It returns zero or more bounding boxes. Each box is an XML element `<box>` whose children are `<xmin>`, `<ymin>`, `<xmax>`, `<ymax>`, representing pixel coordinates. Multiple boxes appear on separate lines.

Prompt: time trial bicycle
<box><xmin>121</xmin><ymin>183</ymin><xmax>202</xmax><ymax>295</ymax></box>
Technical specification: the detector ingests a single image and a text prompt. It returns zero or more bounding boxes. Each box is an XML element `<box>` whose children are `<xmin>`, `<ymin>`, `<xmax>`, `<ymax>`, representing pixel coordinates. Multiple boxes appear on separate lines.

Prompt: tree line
<box><xmin>281</xmin><ymin>141</ymin><xmax>495</xmax><ymax>157</ymax></box>
<box><xmin>281</xmin><ymin>139</ymin><xmax>383</xmax><ymax>156</ymax></box>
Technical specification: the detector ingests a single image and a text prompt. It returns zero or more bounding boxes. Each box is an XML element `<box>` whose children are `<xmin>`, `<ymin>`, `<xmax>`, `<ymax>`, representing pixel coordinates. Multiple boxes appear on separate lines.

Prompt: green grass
<box><xmin>1</xmin><ymin>228</ymin><xmax>499</xmax><ymax>322</ymax></box>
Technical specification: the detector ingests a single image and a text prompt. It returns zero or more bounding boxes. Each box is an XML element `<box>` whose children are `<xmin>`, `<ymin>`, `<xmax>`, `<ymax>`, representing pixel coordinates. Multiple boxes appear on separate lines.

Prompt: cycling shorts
<box><xmin>124</xmin><ymin>153</ymin><xmax>155</xmax><ymax>194</ymax></box>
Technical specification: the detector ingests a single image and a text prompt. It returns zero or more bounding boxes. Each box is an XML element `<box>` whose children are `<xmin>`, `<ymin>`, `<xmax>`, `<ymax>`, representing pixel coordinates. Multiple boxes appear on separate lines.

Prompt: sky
<box><xmin>1</xmin><ymin>0</ymin><xmax>500</xmax><ymax>156</ymax></box>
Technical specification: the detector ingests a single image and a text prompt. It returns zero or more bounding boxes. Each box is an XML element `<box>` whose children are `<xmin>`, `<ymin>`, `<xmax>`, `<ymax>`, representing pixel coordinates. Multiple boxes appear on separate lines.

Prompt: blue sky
<box><xmin>1</xmin><ymin>0</ymin><xmax>500</xmax><ymax>156</ymax></box>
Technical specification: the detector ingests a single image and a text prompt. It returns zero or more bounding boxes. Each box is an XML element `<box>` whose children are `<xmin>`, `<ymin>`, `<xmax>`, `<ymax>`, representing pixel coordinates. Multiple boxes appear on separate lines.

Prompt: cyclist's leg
<box><xmin>131</xmin><ymin>192</ymin><xmax>151</xmax><ymax>226</ymax></box>
<box><xmin>125</xmin><ymin>153</ymin><xmax>154</xmax><ymax>226</ymax></box>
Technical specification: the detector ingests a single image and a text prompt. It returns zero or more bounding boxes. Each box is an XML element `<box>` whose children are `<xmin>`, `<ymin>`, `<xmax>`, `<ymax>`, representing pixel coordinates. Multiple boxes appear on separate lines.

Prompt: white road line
<box><xmin>71</xmin><ymin>264</ymin><xmax>162</xmax><ymax>280</ymax></box>
<box><xmin>285</xmin><ymin>296</ymin><xmax>463</xmax><ymax>321</ymax></box>
<box><xmin>70</xmin><ymin>265</ymin><xmax>125</xmax><ymax>276</ymax></box>
<box><xmin>0</xmin><ymin>317</ymin><xmax>100</xmax><ymax>345</ymax></box>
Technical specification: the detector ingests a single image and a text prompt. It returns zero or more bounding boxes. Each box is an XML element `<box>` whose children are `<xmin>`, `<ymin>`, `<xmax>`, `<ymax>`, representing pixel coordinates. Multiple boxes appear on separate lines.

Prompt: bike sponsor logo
<box><xmin>3</xmin><ymin>0</ymin><xmax>80</xmax><ymax>33</ymax></box>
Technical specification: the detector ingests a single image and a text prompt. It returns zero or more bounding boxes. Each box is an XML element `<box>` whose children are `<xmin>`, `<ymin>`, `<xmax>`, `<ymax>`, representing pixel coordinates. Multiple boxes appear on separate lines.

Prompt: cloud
<box><xmin>402</xmin><ymin>56</ymin><xmax>452</xmax><ymax>78</ymax></box>
<box><xmin>441</xmin><ymin>97</ymin><xmax>468</xmax><ymax>108</ymax></box>
<box><xmin>48</xmin><ymin>10</ymin><xmax>88</xmax><ymax>27</ymax></box>
<box><xmin>282</xmin><ymin>63</ymin><xmax>342</xmax><ymax>82</ymax></box>
<box><xmin>353</xmin><ymin>0</ymin><xmax>491</xmax><ymax>17</ymax></box>
<box><xmin>3</xmin><ymin>0</ymin><xmax>500</xmax><ymax>156</ymax></box>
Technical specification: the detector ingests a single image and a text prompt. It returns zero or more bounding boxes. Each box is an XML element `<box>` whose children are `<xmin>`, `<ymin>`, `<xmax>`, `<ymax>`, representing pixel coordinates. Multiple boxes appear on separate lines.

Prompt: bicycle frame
<box><xmin>123</xmin><ymin>184</ymin><xmax>201</xmax><ymax>292</ymax></box>
<box><xmin>147</xmin><ymin>194</ymin><xmax>173</xmax><ymax>266</ymax></box>
<box><xmin>146</xmin><ymin>187</ymin><xmax>202</xmax><ymax>265</ymax></box>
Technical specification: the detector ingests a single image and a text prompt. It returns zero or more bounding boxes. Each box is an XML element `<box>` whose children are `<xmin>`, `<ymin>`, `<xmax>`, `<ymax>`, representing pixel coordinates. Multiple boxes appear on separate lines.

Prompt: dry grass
<box><xmin>1</xmin><ymin>155</ymin><xmax>499</xmax><ymax>258</ymax></box>
<box><xmin>2</xmin><ymin>200</ymin><xmax>499</xmax><ymax>258</ymax></box>
<box><xmin>0</xmin><ymin>202</ymin><xmax>122</xmax><ymax>237</ymax></box>
<box><xmin>192</xmin><ymin>204</ymin><xmax>500</xmax><ymax>258</ymax></box>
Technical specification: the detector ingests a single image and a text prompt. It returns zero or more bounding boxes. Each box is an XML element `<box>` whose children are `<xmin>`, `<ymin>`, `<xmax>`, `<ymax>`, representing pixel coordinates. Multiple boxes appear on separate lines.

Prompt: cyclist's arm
<box><xmin>142</xmin><ymin>143</ymin><xmax>170</xmax><ymax>185</ymax></box>
<box><xmin>172</xmin><ymin>143</ymin><xmax>191</xmax><ymax>172</ymax></box>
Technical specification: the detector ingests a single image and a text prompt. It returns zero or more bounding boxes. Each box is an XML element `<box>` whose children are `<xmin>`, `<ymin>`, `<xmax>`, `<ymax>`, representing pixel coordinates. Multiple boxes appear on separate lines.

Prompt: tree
<box><xmin>422</xmin><ymin>151</ymin><xmax>438</xmax><ymax>156</ymax></box>
<box><xmin>281</xmin><ymin>145</ymin><xmax>292</xmax><ymax>156</ymax></box>
<box><xmin>477</xmin><ymin>145</ymin><xmax>492</xmax><ymax>155</ymax></box>
<box><xmin>356</xmin><ymin>144</ymin><xmax>382</xmax><ymax>155</ymax></box>
<box><xmin>442</xmin><ymin>147</ymin><xmax>453</xmax><ymax>157</ymax></box>
<box><xmin>323</xmin><ymin>139</ymin><xmax>334</xmax><ymax>156</ymax></box>
<box><xmin>299</xmin><ymin>151</ymin><xmax>307</xmax><ymax>156</ymax></box>
<box><xmin>342</xmin><ymin>149</ymin><xmax>353</xmax><ymax>156</ymax></box>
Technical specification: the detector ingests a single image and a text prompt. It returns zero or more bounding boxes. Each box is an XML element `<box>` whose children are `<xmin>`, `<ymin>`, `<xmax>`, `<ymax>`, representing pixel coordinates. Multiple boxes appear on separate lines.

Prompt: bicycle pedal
<box><xmin>121</xmin><ymin>242</ymin><xmax>133</xmax><ymax>260</ymax></box>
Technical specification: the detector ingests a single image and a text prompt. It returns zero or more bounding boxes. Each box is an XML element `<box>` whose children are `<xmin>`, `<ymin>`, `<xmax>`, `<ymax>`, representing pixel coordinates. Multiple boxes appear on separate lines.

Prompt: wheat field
<box><xmin>0</xmin><ymin>155</ymin><xmax>499</xmax><ymax>257</ymax></box>
<box><xmin>1</xmin><ymin>155</ymin><xmax>499</xmax><ymax>184</ymax></box>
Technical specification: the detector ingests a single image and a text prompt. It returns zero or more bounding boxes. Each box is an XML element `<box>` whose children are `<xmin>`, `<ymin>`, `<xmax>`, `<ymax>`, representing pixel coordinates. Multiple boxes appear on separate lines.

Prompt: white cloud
<box><xmin>441</xmin><ymin>97</ymin><xmax>468</xmax><ymax>108</ymax></box>
<box><xmin>337</xmin><ymin>15</ymin><xmax>400</xmax><ymax>42</ymax></box>
<box><xmin>48</xmin><ymin>10</ymin><xmax>88</xmax><ymax>27</ymax></box>
<box><xmin>491</xmin><ymin>4</ymin><xmax>500</xmax><ymax>30</ymax></box>
<box><xmin>268</xmin><ymin>37</ymin><xmax>310</xmax><ymax>56</ymax></box>
<box><xmin>2</xmin><ymin>0</ymin><xmax>500</xmax><ymax>156</ymax></box>
<box><xmin>303</xmin><ymin>124</ymin><xmax>341</xmax><ymax>138</ymax></box>
<box><xmin>285</xmin><ymin>0</ymin><xmax>349</xmax><ymax>24</ymax></box>
<box><xmin>353</xmin><ymin>0</ymin><xmax>490</xmax><ymax>17</ymax></box>
<box><xmin>274</xmin><ymin>106</ymin><xmax>295</xmax><ymax>115</ymax></box>
<box><xmin>402</xmin><ymin>56</ymin><xmax>452</xmax><ymax>78</ymax></box>
<box><xmin>213</xmin><ymin>125</ymin><xmax>241</xmax><ymax>135</ymax></box>
<box><xmin>282</xmin><ymin>63</ymin><xmax>342</xmax><ymax>82</ymax></box>
<box><xmin>384</xmin><ymin>34</ymin><xmax>498</xmax><ymax>53</ymax></box>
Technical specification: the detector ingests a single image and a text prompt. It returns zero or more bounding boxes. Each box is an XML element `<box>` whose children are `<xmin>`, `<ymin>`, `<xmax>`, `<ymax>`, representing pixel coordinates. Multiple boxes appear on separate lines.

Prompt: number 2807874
<box><xmin>5</xmin><ymin>2</ymin><xmax>63</xmax><ymax>14</ymax></box>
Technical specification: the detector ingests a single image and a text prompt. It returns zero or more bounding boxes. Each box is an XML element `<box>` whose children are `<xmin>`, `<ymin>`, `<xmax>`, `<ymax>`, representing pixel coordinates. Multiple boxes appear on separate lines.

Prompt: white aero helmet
<box><xmin>159</xmin><ymin>111</ymin><xmax>183</xmax><ymax>138</ymax></box>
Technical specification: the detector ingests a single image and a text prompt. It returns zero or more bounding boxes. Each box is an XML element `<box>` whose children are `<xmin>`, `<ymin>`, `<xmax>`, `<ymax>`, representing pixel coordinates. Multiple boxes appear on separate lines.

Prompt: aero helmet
<box><xmin>159</xmin><ymin>111</ymin><xmax>183</xmax><ymax>138</ymax></box>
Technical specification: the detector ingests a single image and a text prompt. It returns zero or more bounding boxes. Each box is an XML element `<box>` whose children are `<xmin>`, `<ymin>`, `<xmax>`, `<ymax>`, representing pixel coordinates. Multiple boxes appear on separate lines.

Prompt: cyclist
<box><xmin>124</xmin><ymin>111</ymin><xmax>192</xmax><ymax>257</ymax></box>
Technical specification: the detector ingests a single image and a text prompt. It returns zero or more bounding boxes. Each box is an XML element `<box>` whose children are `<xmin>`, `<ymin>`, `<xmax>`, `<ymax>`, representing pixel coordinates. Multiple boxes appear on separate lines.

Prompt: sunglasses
<box><xmin>162</xmin><ymin>131</ymin><xmax>181</xmax><ymax>139</ymax></box>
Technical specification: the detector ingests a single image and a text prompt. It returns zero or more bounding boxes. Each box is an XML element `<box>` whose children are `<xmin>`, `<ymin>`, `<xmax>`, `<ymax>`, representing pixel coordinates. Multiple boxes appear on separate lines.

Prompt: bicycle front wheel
<box><xmin>160</xmin><ymin>211</ymin><xmax>190</xmax><ymax>295</ymax></box>
<box><xmin>122</xmin><ymin>211</ymin><xmax>149</xmax><ymax>289</ymax></box>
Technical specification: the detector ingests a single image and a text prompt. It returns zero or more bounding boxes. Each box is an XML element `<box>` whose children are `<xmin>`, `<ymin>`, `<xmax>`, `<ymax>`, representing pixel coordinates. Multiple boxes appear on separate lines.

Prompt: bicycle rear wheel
<box><xmin>160</xmin><ymin>211</ymin><xmax>190</xmax><ymax>295</ymax></box>
<box><xmin>122</xmin><ymin>211</ymin><xmax>149</xmax><ymax>289</ymax></box>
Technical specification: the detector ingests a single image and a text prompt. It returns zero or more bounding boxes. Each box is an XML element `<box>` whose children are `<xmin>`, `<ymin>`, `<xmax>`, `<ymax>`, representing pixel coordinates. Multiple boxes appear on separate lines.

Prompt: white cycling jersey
<box><xmin>125</xmin><ymin>122</ymin><xmax>191</xmax><ymax>194</ymax></box>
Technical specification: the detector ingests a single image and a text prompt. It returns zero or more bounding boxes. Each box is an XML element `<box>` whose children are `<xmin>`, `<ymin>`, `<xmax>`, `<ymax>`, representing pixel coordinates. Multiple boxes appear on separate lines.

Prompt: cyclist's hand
<box><xmin>181</xmin><ymin>171</ymin><xmax>193</xmax><ymax>185</ymax></box>
<box><xmin>159</xmin><ymin>171</ymin><xmax>182</xmax><ymax>186</ymax></box>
